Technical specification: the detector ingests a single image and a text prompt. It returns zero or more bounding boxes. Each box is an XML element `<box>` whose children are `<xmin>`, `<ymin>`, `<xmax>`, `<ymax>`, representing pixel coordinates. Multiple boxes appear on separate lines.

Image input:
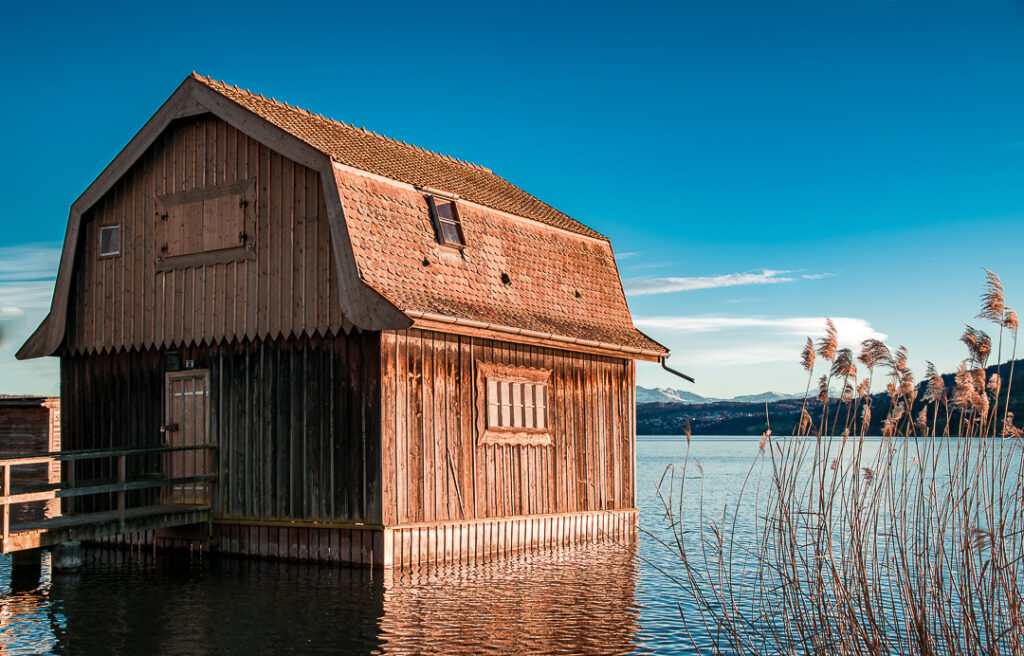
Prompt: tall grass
<box><xmin>657</xmin><ymin>270</ymin><xmax>1024</xmax><ymax>655</ymax></box>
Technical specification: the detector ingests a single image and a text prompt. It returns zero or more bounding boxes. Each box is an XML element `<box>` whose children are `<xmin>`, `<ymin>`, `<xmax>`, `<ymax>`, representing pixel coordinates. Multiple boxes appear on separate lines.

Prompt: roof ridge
<box><xmin>191</xmin><ymin>73</ymin><xmax>494</xmax><ymax>174</ymax></box>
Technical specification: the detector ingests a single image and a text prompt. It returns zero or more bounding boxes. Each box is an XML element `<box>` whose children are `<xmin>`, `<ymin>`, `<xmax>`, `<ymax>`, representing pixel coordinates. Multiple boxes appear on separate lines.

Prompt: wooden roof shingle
<box><xmin>192</xmin><ymin>75</ymin><xmax>606</xmax><ymax>240</ymax></box>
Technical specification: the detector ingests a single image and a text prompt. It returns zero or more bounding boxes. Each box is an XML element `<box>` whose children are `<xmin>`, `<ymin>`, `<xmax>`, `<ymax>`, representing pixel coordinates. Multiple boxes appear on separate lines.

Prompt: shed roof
<box><xmin>18</xmin><ymin>74</ymin><xmax>666</xmax><ymax>360</ymax></box>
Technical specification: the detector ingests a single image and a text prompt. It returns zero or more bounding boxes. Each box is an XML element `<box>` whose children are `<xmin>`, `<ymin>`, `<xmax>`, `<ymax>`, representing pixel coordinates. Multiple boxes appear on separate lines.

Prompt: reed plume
<box><xmin>961</xmin><ymin>325</ymin><xmax>992</xmax><ymax>366</ymax></box>
<box><xmin>1006</xmin><ymin>308</ymin><xmax>1020</xmax><ymax>334</ymax></box>
<box><xmin>923</xmin><ymin>361</ymin><xmax>946</xmax><ymax>404</ymax></box>
<box><xmin>858</xmin><ymin>338</ymin><xmax>891</xmax><ymax>370</ymax></box>
<box><xmin>978</xmin><ymin>268</ymin><xmax>1005</xmax><ymax>323</ymax></box>
<box><xmin>800</xmin><ymin>337</ymin><xmax>815</xmax><ymax>372</ymax></box>
<box><xmin>830</xmin><ymin>348</ymin><xmax>856</xmax><ymax>380</ymax></box>
<box><xmin>817</xmin><ymin>317</ymin><xmax>838</xmax><ymax>362</ymax></box>
<box><xmin>817</xmin><ymin>374</ymin><xmax>829</xmax><ymax>401</ymax></box>
<box><xmin>795</xmin><ymin>337</ymin><xmax>816</xmax><ymax>436</ymax></box>
<box><xmin>1004</xmin><ymin>308</ymin><xmax>1019</xmax><ymax>431</ymax></box>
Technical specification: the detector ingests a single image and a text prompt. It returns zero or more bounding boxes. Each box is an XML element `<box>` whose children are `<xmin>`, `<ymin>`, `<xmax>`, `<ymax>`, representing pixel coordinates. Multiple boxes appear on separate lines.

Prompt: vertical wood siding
<box><xmin>61</xmin><ymin>331</ymin><xmax>382</xmax><ymax>524</ymax></box>
<box><xmin>380</xmin><ymin>329</ymin><xmax>635</xmax><ymax>526</ymax></box>
<box><xmin>66</xmin><ymin>114</ymin><xmax>345</xmax><ymax>354</ymax></box>
<box><xmin>209</xmin><ymin>332</ymin><xmax>381</xmax><ymax>523</ymax></box>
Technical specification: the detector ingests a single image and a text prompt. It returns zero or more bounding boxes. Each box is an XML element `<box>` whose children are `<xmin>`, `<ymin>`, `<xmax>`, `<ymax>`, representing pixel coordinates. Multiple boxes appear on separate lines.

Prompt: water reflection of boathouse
<box><xmin>22</xmin><ymin>544</ymin><xmax>639</xmax><ymax>655</ymax></box>
<box><xmin>16</xmin><ymin>74</ymin><xmax>680</xmax><ymax>567</ymax></box>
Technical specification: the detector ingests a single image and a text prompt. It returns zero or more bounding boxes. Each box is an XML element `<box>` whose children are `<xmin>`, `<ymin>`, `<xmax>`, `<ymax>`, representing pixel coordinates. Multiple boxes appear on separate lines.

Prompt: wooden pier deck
<box><xmin>0</xmin><ymin>445</ymin><xmax>215</xmax><ymax>554</ymax></box>
<box><xmin>5</xmin><ymin>504</ymin><xmax>210</xmax><ymax>552</ymax></box>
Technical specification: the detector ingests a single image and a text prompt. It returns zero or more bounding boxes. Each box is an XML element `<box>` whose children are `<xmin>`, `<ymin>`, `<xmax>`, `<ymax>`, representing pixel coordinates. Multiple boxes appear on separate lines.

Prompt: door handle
<box><xmin>160</xmin><ymin>423</ymin><xmax>179</xmax><ymax>433</ymax></box>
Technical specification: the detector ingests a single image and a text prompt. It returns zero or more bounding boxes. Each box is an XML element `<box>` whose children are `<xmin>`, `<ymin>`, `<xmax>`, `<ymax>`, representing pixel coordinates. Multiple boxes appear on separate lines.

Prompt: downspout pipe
<box><xmin>661</xmin><ymin>358</ymin><xmax>695</xmax><ymax>384</ymax></box>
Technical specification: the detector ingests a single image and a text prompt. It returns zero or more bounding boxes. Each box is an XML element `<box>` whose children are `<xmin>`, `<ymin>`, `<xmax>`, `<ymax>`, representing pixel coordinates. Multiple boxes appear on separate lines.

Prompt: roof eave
<box><xmin>406</xmin><ymin>310</ymin><xmax>668</xmax><ymax>362</ymax></box>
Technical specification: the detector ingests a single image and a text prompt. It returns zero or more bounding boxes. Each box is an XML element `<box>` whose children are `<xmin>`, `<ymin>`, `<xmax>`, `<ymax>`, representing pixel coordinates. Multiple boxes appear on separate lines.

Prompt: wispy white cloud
<box><xmin>635</xmin><ymin>315</ymin><xmax>887</xmax><ymax>344</ymax></box>
<box><xmin>0</xmin><ymin>244</ymin><xmax>59</xmax><ymax>315</ymax></box>
<box><xmin>625</xmin><ymin>269</ymin><xmax>795</xmax><ymax>295</ymax></box>
<box><xmin>0</xmin><ymin>244</ymin><xmax>61</xmax><ymax>282</ymax></box>
<box><xmin>615</xmin><ymin>251</ymin><xmax>640</xmax><ymax>261</ymax></box>
<box><xmin>638</xmin><ymin>315</ymin><xmax>888</xmax><ymax>373</ymax></box>
<box><xmin>801</xmin><ymin>272</ymin><xmax>835</xmax><ymax>280</ymax></box>
<box><xmin>0</xmin><ymin>244</ymin><xmax>59</xmax><ymax>369</ymax></box>
<box><xmin>674</xmin><ymin>343</ymin><xmax>805</xmax><ymax>367</ymax></box>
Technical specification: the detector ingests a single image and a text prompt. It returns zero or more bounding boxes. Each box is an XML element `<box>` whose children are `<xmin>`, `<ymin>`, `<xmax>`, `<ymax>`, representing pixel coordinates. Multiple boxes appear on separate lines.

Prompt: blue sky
<box><xmin>1</xmin><ymin>0</ymin><xmax>1023</xmax><ymax>398</ymax></box>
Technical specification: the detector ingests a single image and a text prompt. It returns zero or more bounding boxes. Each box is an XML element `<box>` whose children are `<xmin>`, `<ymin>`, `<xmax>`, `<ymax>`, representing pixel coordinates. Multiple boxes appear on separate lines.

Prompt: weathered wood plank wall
<box><xmin>62</xmin><ymin>349</ymin><xmax>165</xmax><ymax>512</ymax></box>
<box><xmin>209</xmin><ymin>331</ymin><xmax>381</xmax><ymax>523</ymax></box>
<box><xmin>380</xmin><ymin>328</ymin><xmax>635</xmax><ymax>526</ymax></box>
<box><xmin>61</xmin><ymin>331</ymin><xmax>382</xmax><ymax>524</ymax></box>
<box><xmin>66</xmin><ymin>113</ymin><xmax>346</xmax><ymax>354</ymax></box>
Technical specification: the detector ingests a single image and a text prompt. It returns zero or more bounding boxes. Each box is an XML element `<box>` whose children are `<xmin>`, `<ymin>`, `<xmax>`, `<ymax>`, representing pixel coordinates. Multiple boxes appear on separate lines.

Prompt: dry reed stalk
<box><xmin>659</xmin><ymin>270</ymin><xmax>1024</xmax><ymax>655</ymax></box>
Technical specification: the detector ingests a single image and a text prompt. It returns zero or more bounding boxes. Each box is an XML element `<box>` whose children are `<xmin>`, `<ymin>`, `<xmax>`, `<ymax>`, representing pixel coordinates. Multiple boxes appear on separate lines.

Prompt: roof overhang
<box><xmin>406</xmin><ymin>311</ymin><xmax>667</xmax><ymax>362</ymax></box>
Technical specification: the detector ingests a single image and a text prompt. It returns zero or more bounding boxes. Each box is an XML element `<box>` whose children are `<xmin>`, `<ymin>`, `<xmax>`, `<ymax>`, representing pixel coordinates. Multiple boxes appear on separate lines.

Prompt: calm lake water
<box><xmin>0</xmin><ymin>438</ymin><xmax>793</xmax><ymax>654</ymax></box>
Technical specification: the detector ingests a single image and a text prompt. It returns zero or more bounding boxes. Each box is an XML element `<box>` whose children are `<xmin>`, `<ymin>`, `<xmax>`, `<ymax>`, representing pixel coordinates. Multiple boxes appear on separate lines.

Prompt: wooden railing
<box><xmin>0</xmin><ymin>444</ymin><xmax>217</xmax><ymax>547</ymax></box>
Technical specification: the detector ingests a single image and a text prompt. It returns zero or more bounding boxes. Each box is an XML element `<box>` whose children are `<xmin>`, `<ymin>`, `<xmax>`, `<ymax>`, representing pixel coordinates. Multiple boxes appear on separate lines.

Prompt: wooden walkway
<box><xmin>5</xmin><ymin>504</ymin><xmax>210</xmax><ymax>552</ymax></box>
<box><xmin>0</xmin><ymin>445</ymin><xmax>215</xmax><ymax>554</ymax></box>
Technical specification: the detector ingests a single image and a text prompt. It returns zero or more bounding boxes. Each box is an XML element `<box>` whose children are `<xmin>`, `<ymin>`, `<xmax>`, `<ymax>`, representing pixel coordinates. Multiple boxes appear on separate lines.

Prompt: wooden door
<box><xmin>163</xmin><ymin>371</ymin><xmax>211</xmax><ymax>505</ymax></box>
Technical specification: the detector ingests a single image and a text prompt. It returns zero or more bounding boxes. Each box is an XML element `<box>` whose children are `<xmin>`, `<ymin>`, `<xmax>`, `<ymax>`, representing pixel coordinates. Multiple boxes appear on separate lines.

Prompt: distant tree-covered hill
<box><xmin>637</xmin><ymin>359</ymin><xmax>1024</xmax><ymax>436</ymax></box>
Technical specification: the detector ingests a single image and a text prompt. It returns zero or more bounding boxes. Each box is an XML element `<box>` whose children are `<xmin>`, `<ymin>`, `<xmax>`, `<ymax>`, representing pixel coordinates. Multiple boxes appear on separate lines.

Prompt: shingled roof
<box><xmin>191</xmin><ymin>75</ymin><xmax>605</xmax><ymax>240</ymax></box>
<box><xmin>191</xmin><ymin>75</ymin><xmax>663</xmax><ymax>356</ymax></box>
<box><xmin>18</xmin><ymin>74</ymin><xmax>667</xmax><ymax>361</ymax></box>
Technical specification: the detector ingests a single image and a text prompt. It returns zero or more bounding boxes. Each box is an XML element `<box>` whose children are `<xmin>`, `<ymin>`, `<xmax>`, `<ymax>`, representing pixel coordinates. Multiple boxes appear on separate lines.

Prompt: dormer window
<box><xmin>428</xmin><ymin>196</ymin><xmax>465</xmax><ymax>247</ymax></box>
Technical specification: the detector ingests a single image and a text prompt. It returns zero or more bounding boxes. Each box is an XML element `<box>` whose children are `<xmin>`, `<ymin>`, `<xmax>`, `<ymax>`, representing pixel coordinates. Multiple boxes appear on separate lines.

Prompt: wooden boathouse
<box><xmin>16</xmin><ymin>73</ymin><xmax>673</xmax><ymax>568</ymax></box>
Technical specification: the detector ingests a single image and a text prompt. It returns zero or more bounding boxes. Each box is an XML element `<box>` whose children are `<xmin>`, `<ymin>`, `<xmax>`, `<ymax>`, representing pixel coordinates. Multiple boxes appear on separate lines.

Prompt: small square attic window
<box><xmin>428</xmin><ymin>197</ymin><xmax>465</xmax><ymax>247</ymax></box>
<box><xmin>99</xmin><ymin>225</ymin><xmax>120</xmax><ymax>257</ymax></box>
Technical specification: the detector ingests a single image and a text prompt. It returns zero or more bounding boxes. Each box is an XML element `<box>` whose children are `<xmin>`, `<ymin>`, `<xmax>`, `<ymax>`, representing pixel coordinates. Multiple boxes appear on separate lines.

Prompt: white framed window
<box><xmin>99</xmin><ymin>225</ymin><xmax>120</xmax><ymax>257</ymax></box>
<box><xmin>476</xmin><ymin>362</ymin><xmax>552</xmax><ymax>446</ymax></box>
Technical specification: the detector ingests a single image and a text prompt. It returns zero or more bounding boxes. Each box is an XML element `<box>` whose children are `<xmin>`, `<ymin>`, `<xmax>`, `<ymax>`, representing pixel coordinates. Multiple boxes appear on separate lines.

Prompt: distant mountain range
<box><xmin>635</xmin><ymin>387</ymin><xmax>806</xmax><ymax>405</ymax></box>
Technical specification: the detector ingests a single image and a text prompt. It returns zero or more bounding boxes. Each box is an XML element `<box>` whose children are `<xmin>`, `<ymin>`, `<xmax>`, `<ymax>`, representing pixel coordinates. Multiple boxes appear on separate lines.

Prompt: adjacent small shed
<box><xmin>0</xmin><ymin>397</ymin><xmax>61</xmax><ymax>521</ymax></box>
<box><xmin>18</xmin><ymin>74</ymin><xmax>672</xmax><ymax>567</ymax></box>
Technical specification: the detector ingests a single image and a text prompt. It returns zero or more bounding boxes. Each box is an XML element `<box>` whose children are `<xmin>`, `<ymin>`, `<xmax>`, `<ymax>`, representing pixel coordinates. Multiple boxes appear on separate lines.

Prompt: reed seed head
<box><xmin>817</xmin><ymin>318</ymin><xmax>838</xmax><ymax>362</ymax></box>
<box><xmin>978</xmin><ymin>269</ymin><xmax>1005</xmax><ymax>324</ymax></box>
<box><xmin>924</xmin><ymin>362</ymin><xmax>947</xmax><ymax>404</ymax></box>
<box><xmin>800</xmin><ymin>337</ymin><xmax>816</xmax><ymax>372</ymax></box>
<box><xmin>1004</xmin><ymin>308</ymin><xmax>1019</xmax><ymax>335</ymax></box>
<box><xmin>961</xmin><ymin>325</ymin><xmax>992</xmax><ymax>365</ymax></box>
<box><xmin>831</xmin><ymin>348</ymin><xmax>857</xmax><ymax>381</ymax></box>
<box><xmin>817</xmin><ymin>375</ymin><xmax>830</xmax><ymax>401</ymax></box>
<box><xmin>858</xmin><ymin>339</ymin><xmax>891</xmax><ymax>370</ymax></box>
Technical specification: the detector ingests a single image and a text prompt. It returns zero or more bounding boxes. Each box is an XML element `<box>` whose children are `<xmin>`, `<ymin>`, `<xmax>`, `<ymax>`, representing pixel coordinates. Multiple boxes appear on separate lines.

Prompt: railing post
<box><xmin>2</xmin><ymin>464</ymin><xmax>9</xmax><ymax>549</ymax></box>
<box><xmin>117</xmin><ymin>455</ymin><xmax>125</xmax><ymax>531</ymax></box>
<box><xmin>67</xmin><ymin>458</ymin><xmax>75</xmax><ymax>516</ymax></box>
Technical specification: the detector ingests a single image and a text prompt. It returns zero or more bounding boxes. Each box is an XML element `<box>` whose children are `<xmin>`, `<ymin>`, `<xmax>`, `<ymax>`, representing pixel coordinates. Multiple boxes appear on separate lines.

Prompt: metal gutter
<box><xmin>661</xmin><ymin>358</ymin><xmax>695</xmax><ymax>384</ymax></box>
